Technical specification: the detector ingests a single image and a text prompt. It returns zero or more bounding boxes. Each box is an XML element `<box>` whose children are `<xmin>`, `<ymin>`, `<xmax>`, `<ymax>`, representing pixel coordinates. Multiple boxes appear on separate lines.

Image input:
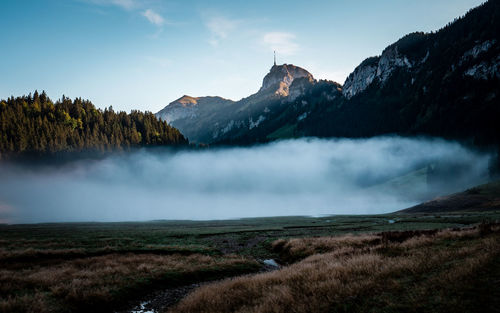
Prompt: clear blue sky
<box><xmin>0</xmin><ymin>0</ymin><xmax>485</xmax><ymax>112</ymax></box>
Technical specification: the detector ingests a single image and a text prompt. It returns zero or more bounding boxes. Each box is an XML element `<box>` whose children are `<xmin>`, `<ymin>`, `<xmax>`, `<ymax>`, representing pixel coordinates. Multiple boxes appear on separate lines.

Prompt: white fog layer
<box><xmin>0</xmin><ymin>137</ymin><xmax>493</xmax><ymax>223</ymax></box>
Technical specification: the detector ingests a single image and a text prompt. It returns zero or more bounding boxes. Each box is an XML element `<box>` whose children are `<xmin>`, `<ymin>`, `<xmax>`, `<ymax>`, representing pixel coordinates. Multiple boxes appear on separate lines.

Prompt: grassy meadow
<box><xmin>1</xmin><ymin>211</ymin><xmax>499</xmax><ymax>312</ymax></box>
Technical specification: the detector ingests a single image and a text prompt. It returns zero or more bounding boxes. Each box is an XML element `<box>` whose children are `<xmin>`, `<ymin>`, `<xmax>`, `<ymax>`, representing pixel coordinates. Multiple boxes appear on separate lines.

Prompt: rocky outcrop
<box><xmin>464</xmin><ymin>55</ymin><xmax>500</xmax><ymax>80</ymax></box>
<box><xmin>342</xmin><ymin>57</ymin><xmax>378</xmax><ymax>99</ymax></box>
<box><xmin>460</xmin><ymin>40</ymin><xmax>497</xmax><ymax>65</ymax></box>
<box><xmin>343</xmin><ymin>33</ymin><xmax>428</xmax><ymax>99</ymax></box>
<box><xmin>260</xmin><ymin>64</ymin><xmax>315</xmax><ymax>97</ymax></box>
<box><xmin>376</xmin><ymin>46</ymin><xmax>413</xmax><ymax>82</ymax></box>
<box><xmin>288</xmin><ymin>76</ymin><xmax>316</xmax><ymax>101</ymax></box>
<box><xmin>342</xmin><ymin>47</ymin><xmax>415</xmax><ymax>99</ymax></box>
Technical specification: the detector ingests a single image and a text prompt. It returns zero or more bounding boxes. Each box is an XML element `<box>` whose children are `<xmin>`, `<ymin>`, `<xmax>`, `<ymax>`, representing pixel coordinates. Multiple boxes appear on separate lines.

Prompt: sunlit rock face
<box><xmin>156</xmin><ymin>95</ymin><xmax>198</xmax><ymax>123</ymax></box>
<box><xmin>156</xmin><ymin>95</ymin><xmax>234</xmax><ymax>124</ymax></box>
<box><xmin>260</xmin><ymin>64</ymin><xmax>315</xmax><ymax>97</ymax></box>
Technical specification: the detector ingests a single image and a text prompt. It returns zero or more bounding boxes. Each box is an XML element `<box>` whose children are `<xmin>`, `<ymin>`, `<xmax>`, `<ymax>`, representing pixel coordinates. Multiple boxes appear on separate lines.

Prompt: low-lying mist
<box><xmin>0</xmin><ymin>137</ymin><xmax>493</xmax><ymax>224</ymax></box>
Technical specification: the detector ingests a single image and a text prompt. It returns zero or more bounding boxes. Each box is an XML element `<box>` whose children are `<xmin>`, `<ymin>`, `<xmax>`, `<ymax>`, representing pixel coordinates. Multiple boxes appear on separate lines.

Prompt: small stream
<box><xmin>122</xmin><ymin>259</ymin><xmax>281</xmax><ymax>313</ymax></box>
<box><xmin>120</xmin><ymin>282</ymin><xmax>203</xmax><ymax>313</ymax></box>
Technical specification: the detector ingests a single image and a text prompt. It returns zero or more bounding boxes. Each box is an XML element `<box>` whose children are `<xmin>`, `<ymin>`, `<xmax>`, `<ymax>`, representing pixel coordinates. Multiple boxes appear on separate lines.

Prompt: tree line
<box><xmin>0</xmin><ymin>91</ymin><xmax>187</xmax><ymax>158</ymax></box>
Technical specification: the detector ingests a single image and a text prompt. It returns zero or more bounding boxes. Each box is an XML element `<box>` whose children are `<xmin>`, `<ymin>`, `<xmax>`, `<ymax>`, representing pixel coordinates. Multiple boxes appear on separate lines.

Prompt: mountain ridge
<box><xmin>156</xmin><ymin>0</ymin><xmax>500</xmax><ymax>151</ymax></box>
<box><xmin>156</xmin><ymin>63</ymin><xmax>321</xmax><ymax>143</ymax></box>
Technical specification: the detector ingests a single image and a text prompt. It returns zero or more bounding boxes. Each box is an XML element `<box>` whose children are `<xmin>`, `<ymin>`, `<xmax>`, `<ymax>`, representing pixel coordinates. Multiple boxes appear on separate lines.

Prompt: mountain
<box><xmin>296</xmin><ymin>0</ymin><xmax>500</xmax><ymax>145</ymax></box>
<box><xmin>156</xmin><ymin>95</ymin><xmax>236</xmax><ymax>143</ymax></box>
<box><xmin>156</xmin><ymin>95</ymin><xmax>234</xmax><ymax>124</ymax></box>
<box><xmin>157</xmin><ymin>0</ymin><xmax>500</xmax><ymax>148</ymax></box>
<box><xmin>156</xmin><ymin>64</ymin><xmax>329</xmax><ymax>144</ymax></box>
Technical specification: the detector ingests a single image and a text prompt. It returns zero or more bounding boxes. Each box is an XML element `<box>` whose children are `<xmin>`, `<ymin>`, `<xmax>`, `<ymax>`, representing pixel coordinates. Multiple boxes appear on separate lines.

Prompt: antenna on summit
<box><xmin>274</xmin><ymin>51</ymin><xmax>276</xmax><ymax>66</ymax></box>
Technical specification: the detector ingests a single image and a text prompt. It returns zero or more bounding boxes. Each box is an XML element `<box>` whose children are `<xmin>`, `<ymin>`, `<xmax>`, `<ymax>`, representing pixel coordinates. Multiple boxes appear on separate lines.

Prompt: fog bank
<box><xmin>0</xmin><ymin>137</ymin><xmax>493</xmax><ymax>224</ymax></box>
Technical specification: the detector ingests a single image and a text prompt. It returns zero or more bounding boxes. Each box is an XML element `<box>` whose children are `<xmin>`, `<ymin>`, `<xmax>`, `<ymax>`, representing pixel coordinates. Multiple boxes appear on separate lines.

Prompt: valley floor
<box><xmin>1</xmin><ymin>211</ymin><xmax>500</xmax><ymax>313</ymax></box>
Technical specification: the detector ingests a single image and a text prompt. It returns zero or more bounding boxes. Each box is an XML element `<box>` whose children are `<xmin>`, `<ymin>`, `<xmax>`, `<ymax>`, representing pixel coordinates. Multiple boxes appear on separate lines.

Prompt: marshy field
<box><xmin>1</xmin><ymin>205</ymin><xmax>499</xmax><ymax>313</ymax></box>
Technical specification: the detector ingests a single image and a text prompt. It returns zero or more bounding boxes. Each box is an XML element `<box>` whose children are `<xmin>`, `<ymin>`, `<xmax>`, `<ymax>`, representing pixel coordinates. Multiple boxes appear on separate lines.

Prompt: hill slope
<box><xmin>298</xmin><ymin>0</ymin><xmax>500</xmax><ymax>146</ymax></box>
<box><xmin>401</xmin><ymin>181</ymin><xmax>500</xmax><ymax>213</ymax></box>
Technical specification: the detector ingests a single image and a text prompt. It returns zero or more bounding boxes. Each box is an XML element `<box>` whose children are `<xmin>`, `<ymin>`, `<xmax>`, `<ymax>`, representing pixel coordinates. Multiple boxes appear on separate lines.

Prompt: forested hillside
<box><xmin>297</xmin><ymin>0</ymin><xmax>500</xmax><ymax>145</ymax></box>
<box><xmin>0</xmin><ymin>91</ymin><xmax>187</xmax><ymax>158</ymax></box>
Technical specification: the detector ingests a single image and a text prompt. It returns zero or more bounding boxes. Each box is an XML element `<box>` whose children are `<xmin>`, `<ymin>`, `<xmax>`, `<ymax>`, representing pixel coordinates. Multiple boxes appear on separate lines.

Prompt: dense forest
<box><xmin>0</xmin><ymin>91</ymin><xmax>187</xmax><ymax>158</ymax></box>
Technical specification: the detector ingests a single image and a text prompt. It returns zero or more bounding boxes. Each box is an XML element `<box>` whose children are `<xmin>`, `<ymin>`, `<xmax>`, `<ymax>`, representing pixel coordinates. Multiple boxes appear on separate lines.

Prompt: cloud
<box><xmin>205</xmin><ymin>16</ymin><xmax>239</xmax><ymax>46</ymax></box>
<box><xmin>110</xmin><ymin>0</ymin><xmax>135</xmax><ymax>10</ymax></box>
<box><xmin>262</xmin><ymin>32</ymin><xmax>299</xmax><ymax>55</ymax></box>
<box><xmin>84</xmin><ymin>0</ymin><xmax>168</xmax><ymax>29</ymax></box>
<box><xmin>0</xmin><ymin>137</ymin><xmax>492</xmax><ymax>223</ymax></box>
<box><xmin>84</xmin><ymin>0</ymin><xmax>136</xmax><ymax>10</ymax></box>
<box><xmin>142</xmin><ymin>9</ymin><xmax>165</xmax><ymax>26</ymax></box>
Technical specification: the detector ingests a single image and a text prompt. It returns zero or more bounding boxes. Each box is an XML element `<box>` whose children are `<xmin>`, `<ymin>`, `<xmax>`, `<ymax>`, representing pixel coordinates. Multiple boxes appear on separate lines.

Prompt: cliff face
<box><xmin>461</xmin><ymin>40</ymin><xmax>500</xmax><ymax>80</ymax></box>
<box><xmin>343</xmin><ymin>31</ymin><xmax>499</xmax><ymax>101</ymax></box>
<box><xmin>343</xmin><ymin>33</ymin><xmax>429</xmax><ymax>99</ymax></box>
<box><xmin>288</xmin><ymin>76</ymin><xmax>316</xmax><ymax>101</ymax></box>
<box><xmin>342</xmin><ymin>57</ymin><xmax>378</xmax><ymax>100</ymax></box>
<box><xmin>260</xmin><ymin>64</ymin><xmax>315</xmax><ymax>96</ymax></box>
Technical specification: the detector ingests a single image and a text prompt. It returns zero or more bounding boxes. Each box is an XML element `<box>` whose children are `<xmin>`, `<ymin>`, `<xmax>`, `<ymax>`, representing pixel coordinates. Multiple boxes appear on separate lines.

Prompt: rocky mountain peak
<box><xmin>174</xmin><ymin>95</ymin><xmax>199</xmax><ymax>106</ymax></box>
<box><xmin>260</xmin><ymin>64</ymin><xmax>315</xmax><ymax>96</ymax></box>
<box><xmin>174</xmin><ymin>95</ymin><xmax>199</xmax><ymax>107</ymax></box>
<box><xmin>156</xmin><ymin>95</ymin><xmax>234</xmax><ymax>124</ymax></box>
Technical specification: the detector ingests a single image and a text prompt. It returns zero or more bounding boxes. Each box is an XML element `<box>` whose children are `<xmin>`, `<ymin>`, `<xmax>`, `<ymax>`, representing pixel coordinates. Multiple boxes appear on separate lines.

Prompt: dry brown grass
<box><xmin>0</xmin><ymin>253</ymin><xmax>257</xmax><ymax>313</ymax></box>
<box><xmin>272</xmin><ymin>233</ymin><xmax>379</xmax><ymax>263</ymax></box>
<box><xmin>170</xmin><ymin>225</ymin><xmax>500</xmax><ymax>313</ymax></box>
<box><xmin>0</xmin><ymin>244</ymin><xmax>215</xmax><ymax>265</ymax></box>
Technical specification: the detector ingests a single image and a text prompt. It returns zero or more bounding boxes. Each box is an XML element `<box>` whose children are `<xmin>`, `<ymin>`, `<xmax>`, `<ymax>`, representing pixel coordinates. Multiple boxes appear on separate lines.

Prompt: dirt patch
<box><xmin>118</xmin><ymin>283</ymin><xmax>203</xmax><ymax>313</ymax></box>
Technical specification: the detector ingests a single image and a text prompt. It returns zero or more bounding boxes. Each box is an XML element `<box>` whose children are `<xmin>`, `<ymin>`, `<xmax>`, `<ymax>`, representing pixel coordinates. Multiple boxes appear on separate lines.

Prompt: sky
<box><xmin>0</xmin><ymin>0</ymin><xmax>485</xmax><ymax>113</ymax></box>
